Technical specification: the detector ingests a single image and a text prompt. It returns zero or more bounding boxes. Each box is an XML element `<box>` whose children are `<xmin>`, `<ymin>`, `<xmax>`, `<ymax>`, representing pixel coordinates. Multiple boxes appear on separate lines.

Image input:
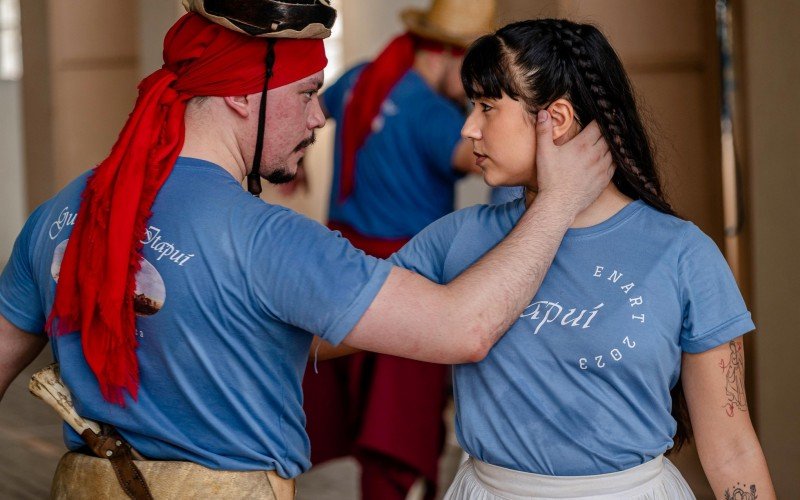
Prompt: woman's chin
<box><xmin>481</xmin><ymin>172</ymin><xmax>505</xmax><ymax>188</ymax></box>
<box><xmin>482</xmin><ymin>173</ymin><xmax>525</xmax><ymax>190</ymax></box>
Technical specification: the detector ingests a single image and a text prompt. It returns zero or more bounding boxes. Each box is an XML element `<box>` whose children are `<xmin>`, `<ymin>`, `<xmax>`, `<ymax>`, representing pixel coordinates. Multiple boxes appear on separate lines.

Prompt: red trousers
<box><xmin>303</xmin><ymin>353</ymin><xmax>449</xmax><ymax>500</ymax></box>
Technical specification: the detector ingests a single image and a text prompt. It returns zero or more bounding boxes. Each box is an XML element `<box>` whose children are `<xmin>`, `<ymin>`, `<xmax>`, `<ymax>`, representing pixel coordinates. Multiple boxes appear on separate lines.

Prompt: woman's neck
<box><xmin>525</xmin><ymin>183</ymin><xmax>634</xmax><ymax>228</ymax></box>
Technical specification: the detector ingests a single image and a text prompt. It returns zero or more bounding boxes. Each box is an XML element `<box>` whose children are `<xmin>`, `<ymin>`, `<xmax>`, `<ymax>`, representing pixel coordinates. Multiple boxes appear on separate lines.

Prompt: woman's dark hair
<box><xmin>461</xmin><ymin>19</ymin><xmax>692</xmax><ymax>452</ymax></box>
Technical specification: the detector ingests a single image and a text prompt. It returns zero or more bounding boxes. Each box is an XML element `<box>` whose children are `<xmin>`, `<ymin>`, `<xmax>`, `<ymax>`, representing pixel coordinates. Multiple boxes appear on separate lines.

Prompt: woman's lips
<box><xmin>474</xmin><ymin>152</ymin><xmax>488</xmax><ymax>167</ymax></box>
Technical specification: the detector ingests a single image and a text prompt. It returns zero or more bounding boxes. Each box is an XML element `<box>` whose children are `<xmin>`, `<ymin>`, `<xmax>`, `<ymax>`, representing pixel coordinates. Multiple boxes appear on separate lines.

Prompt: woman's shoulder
<box><xmin>449</xmin><ymin>198</ymin><xmax>524</xmax><ymax>231</ymax></box>
<box><xmin>633</xmin><ymin>203</ymin><xmax>722</xmax><ymax>258</ymax></box>
<box><xmin>635</xmin><ymin>201</ymin><xmax>686</xmax><ymax>227</ymax></box>
<box><xmin>402</xmin><ymin>200</ymin><xmax>520</xmax><ymax>255</ymax></box>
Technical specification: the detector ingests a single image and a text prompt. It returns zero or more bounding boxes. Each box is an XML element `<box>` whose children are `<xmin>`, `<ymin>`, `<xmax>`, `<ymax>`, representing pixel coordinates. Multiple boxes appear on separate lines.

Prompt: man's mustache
<box><xmin>293</xmin><ymin>133</ymin><xmax>316</xmax><ymax>153</ymax></box>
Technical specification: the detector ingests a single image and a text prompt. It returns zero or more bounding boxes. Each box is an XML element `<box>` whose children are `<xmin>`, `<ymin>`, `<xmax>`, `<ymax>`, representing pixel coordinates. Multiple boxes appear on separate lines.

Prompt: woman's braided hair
<box><xmin>461</xmin><ymin>19</ymin><xmax>692</xmax><ymax>452</ymax></box>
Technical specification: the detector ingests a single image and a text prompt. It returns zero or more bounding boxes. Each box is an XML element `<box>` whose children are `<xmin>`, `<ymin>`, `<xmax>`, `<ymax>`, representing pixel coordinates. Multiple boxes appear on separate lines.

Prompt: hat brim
<box><xmin>184</xmin><ymin>0</ymin><xmax>332</xmax><ymax>39</ymax></box>
<box><xmin>400</xmin><ymin>9</ymin><xmax>485</xmax><ymax>48</ymax></box>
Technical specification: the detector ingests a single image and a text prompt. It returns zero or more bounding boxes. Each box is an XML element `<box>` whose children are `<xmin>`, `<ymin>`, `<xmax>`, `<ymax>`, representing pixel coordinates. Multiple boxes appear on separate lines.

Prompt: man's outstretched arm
<box><xmin>0</xmin><ymin>314</ymin><xmax>47</xmax><ymax>401</ymax></box>
<box><xmin>345</xmin><ymin>112</ymin><xmax>613</xmax><ymax>363</ymax></box>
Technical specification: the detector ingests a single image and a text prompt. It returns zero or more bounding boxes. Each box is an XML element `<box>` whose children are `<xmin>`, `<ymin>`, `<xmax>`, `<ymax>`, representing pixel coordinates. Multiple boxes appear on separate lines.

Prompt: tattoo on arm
<box><xmin>724</xmin><ymin>483</ymin><xmax>757</xmax><ymax>499</ymax></box>
<box><xmin>718</xmin><ymin>340</ymin><xmax>748</xmax><ymax>417</ymax></box>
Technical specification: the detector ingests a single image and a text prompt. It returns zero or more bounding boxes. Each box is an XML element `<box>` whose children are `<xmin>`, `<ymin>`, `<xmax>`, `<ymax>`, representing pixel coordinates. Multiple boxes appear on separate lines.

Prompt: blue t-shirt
<box><xmin>323</xmin><ymin>64</ymin><xmax>465</xmax><ymax>239</ymax></box>
<box><xmin>490</xmin><ymin>186</ymin><xmax>524</xmax><ymax>205</ymax></box>
<box><xmin>0</xmin><ymin>157</ymin><xmax>392</xmax><ymax>478</ymax></box>
<box><xmin>390</xmin><ymin>199</ymin><xmax>755</xmax><ymax>476</ymax></box>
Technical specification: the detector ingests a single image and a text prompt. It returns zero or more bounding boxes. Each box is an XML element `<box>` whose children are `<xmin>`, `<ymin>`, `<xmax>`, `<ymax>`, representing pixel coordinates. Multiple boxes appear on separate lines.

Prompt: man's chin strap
<box><xmin>248</xmin><ymin>39</ymin><xmax>277</xmax><ymax>196</ymax></box>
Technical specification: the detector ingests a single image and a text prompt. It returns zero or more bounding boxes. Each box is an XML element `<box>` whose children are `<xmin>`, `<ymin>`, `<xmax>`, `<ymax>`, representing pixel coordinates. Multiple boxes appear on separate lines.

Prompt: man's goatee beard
<box><xmin>265</xmin><ymin>167</ymin><xmax>296</xmax><ymax>184</ymax></box>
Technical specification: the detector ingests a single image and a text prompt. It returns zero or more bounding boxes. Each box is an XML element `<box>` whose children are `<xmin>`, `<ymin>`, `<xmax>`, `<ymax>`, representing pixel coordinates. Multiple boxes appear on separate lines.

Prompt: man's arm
<box><xmin>310</xmin><ymin>336</ymin><xmax>360</xmax><ymax>362</ymax></box>
<box><xmin>344</xmin><ymin>112</ymin><xmax>613</xmax><ymax>363</ymax></box>
<box><xmin>0</xmin><ymin>313</ymin><xmax>47</xmax><ymax>401</ymax></box>
<box><xmin>682</xmin><ymin>338</ymin><xmax>775</xmax><ymax>499</ymax></box>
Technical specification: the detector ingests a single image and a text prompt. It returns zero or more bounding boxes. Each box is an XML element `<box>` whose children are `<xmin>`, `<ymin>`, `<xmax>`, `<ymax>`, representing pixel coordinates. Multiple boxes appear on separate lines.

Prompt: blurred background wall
<box><xmin>1</xmin><ymin>0</ymin><xmax>797</xmax><ymax>498</ymax></box>
<box><xmin>0</xmin><ymin>0</ymin><xmax>24</xmax><ymax>267</ymax></box>
<box><xmin>742</xmin><ymin>0</ymin><xmax>800</xmax><ymax>493</ymax></box>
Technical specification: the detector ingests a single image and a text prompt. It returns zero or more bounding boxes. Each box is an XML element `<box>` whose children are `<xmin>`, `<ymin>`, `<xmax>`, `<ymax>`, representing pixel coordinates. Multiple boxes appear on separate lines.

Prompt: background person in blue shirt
<box><xmin>390</xmin><ymin>19</ymin><xmax>775</xmax><ymax>499</ymax></box>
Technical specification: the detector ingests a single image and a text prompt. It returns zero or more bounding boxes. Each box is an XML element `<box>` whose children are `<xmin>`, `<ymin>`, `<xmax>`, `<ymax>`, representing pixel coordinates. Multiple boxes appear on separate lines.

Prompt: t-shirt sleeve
<box><xmin>415</xmin><ymin>99</ymin><xmax>465</xmax><ymax>182</ymax></box>
<box><xmin>250</xmin><ymin>209</ymin><xmax>392</xmax><ymax>346</ymax></box>
<box><xmin>678</xmin><ymin>224</ymin><xmax>755</xmax><ymax>353</ymax></box>
<box><xmin>0</xmin><ymin>205</ymin><xmax>48</xmax><ymax>334</ymax></box>
<box><xmin>389</xmin><ymin>209</ymin><xmax>464</xmax><ymax>283</ymax></box>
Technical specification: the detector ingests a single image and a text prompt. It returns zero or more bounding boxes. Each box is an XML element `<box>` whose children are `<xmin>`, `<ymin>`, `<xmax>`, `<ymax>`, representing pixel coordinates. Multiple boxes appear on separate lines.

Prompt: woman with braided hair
<box><xmin>390</xmin><ymin>19</ymin><xmax>774</xmax><ymax>499</ymax></box>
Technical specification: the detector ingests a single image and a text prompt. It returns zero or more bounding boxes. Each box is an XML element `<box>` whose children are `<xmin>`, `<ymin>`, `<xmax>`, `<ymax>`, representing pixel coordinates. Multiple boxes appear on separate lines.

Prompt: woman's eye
<box><xmin>480</xmin><ymin>103</ymin><xmax>493</xmax><ymax>112</ymax></box>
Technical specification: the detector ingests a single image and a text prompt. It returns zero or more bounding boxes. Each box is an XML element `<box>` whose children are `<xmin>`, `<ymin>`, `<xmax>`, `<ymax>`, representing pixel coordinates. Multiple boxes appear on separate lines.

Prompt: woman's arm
<box><xmin>682</xmin><ymin>336</ymin><xmax>775</xmax><ymax>499</ymax></box>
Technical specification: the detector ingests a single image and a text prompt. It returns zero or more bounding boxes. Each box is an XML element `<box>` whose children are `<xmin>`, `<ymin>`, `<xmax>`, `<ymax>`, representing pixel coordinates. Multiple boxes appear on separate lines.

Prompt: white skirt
<box><xmin>443</xmin><ymin>455</ymin><xmax>695</xmax><ymax>500</ymax></box>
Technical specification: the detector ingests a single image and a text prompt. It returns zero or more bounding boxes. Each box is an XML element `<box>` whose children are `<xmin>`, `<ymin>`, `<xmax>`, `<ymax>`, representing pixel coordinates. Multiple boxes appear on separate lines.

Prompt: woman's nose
<box><xmin>461</xmin><ymin>112</ymin><xmax>482</xmax><ymax>141</ymax></box>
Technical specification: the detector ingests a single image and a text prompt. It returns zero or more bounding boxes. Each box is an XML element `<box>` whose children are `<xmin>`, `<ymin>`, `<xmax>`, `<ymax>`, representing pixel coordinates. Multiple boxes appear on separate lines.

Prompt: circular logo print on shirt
<box><xmin>51</xmin><ymin>239</ymin><xmax>166</xmax><ymax>316</ymax></box>
<box><xmin>133</xmin><ymin>258</ymin><xmax>166</xmax><ymax>316</ymax></box>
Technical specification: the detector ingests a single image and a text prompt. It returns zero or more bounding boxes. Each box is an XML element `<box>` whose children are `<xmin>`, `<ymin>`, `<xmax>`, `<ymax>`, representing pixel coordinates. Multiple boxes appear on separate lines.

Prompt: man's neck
<box><xmin>412</xmin><ymin>52</ymin><xmax>444</xmax><ymax>93</ymax></box>
<box><xmin>180</xmin><ymin>108</ymin><xmax>248</xmax><ymax>182</ymax></box>
<box><xmin>525</xmin><ymin>183</ymin><xmax>633</xmax><ymax>228</ymax></box>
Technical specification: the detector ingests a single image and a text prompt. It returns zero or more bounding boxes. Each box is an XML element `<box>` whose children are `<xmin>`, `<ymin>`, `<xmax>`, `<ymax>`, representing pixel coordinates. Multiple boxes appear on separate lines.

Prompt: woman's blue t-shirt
<box><xmin>390</xmin><ymin>199</ymin><xmax>755</xmax><ymax>475</ymax></box>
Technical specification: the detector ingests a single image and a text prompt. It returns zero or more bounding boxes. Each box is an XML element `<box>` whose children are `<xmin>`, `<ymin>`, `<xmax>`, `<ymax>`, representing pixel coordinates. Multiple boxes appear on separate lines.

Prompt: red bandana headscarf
<box><xmin>338</xmin><ymin>33</ymin><xmax>464</xmax><ymax>202</ymax></box>
<box><xmin>46</xmin><ymin>13</ymin><xmax>327</xmax><ymax>405</ymax></box>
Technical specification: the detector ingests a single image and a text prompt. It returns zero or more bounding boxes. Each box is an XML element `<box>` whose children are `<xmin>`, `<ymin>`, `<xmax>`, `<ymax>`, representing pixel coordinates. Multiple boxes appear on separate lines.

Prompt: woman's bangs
<box><xmin>461</xmin><ymin>35</ymin><xmax>511</xmax><ymax>101</ymax></box>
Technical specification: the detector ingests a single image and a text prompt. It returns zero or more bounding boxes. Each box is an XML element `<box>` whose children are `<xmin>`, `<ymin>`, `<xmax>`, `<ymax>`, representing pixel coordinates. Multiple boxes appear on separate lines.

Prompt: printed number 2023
<box><xmin>579</xmin><ymin>336</ymin><xmax>636</xmax><ymax>370</ymax></box>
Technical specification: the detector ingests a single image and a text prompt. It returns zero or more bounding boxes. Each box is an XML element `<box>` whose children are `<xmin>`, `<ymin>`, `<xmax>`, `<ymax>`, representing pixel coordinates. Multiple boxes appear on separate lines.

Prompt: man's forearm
<box><xmin>441</xmin><ymin>193</ymin><xmax>575</xmax><ymax>359</ymax></box>
<box><xmin>345</xmin><ymin>195</ymin><xmax>574</xmax><ymax>365</ymax></box>
<box><xmin>308</xmin><ymin>337</ymin><xmax>361</xmax><ymax>362</ymax></box>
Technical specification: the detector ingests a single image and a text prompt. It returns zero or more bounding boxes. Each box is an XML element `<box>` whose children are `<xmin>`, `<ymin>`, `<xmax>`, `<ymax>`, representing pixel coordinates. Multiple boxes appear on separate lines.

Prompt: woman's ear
<box><xmin>546</xmin><ymin>99</ymin><xmax>576</xmax><ymax>144</ymax></box>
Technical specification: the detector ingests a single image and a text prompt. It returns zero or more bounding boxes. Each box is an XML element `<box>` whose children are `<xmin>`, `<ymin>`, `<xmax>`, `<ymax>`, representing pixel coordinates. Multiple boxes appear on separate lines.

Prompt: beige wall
<box><xmin>339</xmin><ymin>0</ymin><xmax>429</xmax><ymax>68</ymax></box>
<box><xmin>742</xmin><ymin>0</ymin><xmax>800</xmax><ymax>496</ymax></box>
<box><xmin>0</xmin><ymin>81</ymin><xmax>25</xmax><ymax>266</ymax></box>
<box><xmin>19</xmin><ymin>0</ymin><xmax>53</xmax><ymax>211</ymax></box>
<box><xmin>21</xmin><ymin>1</ymin><xmax>139</xmax><ymax>210</ymax></box>
<box><xmin>138</xmin><ymin>0</ymin><xmax>184</xmax><ymax>77</ymax></box>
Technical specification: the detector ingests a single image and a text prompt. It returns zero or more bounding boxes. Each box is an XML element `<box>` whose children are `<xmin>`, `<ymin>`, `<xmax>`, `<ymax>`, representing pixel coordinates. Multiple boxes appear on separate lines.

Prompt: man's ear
<box><xmin>546</xmin><ymin>98</ymin><xmax>576</xmax><ymax>143</ymax></box>
<box><xmin>223</xmin><ymin>95</ymin><xmax>251</xmax><ymax>119</ymax></box>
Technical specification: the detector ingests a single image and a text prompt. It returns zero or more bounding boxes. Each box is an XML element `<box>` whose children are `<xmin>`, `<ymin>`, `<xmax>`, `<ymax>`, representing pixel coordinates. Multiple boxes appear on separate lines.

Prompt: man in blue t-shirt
<box><xmin>0</xmin><ymin>3</ymin><xmax>613</xmax><ymax>496</ymax></box>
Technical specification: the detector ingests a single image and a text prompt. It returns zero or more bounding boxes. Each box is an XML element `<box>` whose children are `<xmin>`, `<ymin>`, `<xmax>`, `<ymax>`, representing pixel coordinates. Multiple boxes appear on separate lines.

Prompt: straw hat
<box><xmin>401</xmin><ymin>0</ymin><xmax>496</xmax><ymax>48</ymax></box>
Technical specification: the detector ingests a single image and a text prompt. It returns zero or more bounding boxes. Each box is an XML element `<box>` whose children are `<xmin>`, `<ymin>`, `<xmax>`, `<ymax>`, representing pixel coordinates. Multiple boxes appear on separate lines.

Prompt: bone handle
<box><xmin>28</xmin><ymin>363</ymin><xmax>102</xmax><ymax>435</ymax></box>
